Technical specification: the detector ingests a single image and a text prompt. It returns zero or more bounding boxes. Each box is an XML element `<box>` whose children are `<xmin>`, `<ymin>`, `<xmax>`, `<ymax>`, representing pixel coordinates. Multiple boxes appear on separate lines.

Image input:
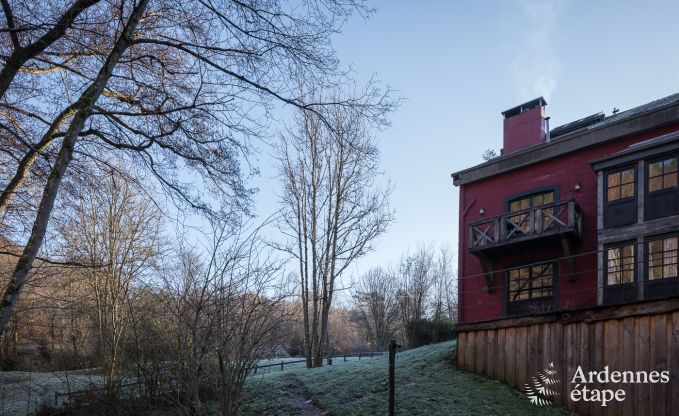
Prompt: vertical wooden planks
<box><xmin>592</xmin><ymin>321</ymin><xmax>605</xmax><ymax>416</ymax></box>
<box><xmin>486</xmin><ymin>328</ymin><xmax>496</xmax><ymax>379</ymax></box>
<box><xmin>603</xmin><ymin>320</ymin><xmax>619</xmax><ymax>416</ymax></box>
<box><xmin>670</xmin><ymin>312</ymin><xmax>679</xmax><ymax>416</ymax></box>
<box><xmin>579</xmin><ymin>323</ymin><xmax>592</xmax><ymax>416</ymax></box>
<box><xmin>515</xmin><ymin>326</ymin><xmax>528</xmax><ymax>390</ymax></box>
<box><xmin>651</xmin><ymin>315</ymin><xmax>667</xmax><ymax>416</ymax></box>
<box><xmin>505</xmin><ymin>326</ymin><xmax>516</xmax><ymax>388</ymax></box>
<box><xmin>636</xmin><ymin>316</ymin><xmax>650</xmax><ymax>416</ymax></box>
<box><xmin>496</xmin><ymin>327</ymin><xmax>505</xmax><ymax>380</ymax></box>
<box><xmin>621</xmin><ymin>318</ymin><xmax>635</xmax><ymax>416</ymax></box>
<box><xmin>456</xmin><ymin>309</ymin><xmax>678</xmax><ymax>416</ymax></box>
<box><xmin>564</xmin><ymin>324</ymin><xmax>578</xmax><ymax>414</ymax></box>
<box><xmin>527</xmin><ymin>323</ymin><xmax>539</xmax><ymax>396</ymax></box>
<box><xmin>466</xmin><ymin>331</ymin><xmax>475</xmax><ymax>372</ymax></box>
<box><xmin>475</xmin><ymin>330</ymin><xmax>486</xmax><ymax>375</ymax></box>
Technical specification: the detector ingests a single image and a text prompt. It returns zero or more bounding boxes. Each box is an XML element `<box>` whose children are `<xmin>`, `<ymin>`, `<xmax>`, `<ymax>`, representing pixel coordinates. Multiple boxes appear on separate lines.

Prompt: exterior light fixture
<box><xmin>479</xmin><ymin>208</ymin><xmax>485</xmax><ymax>215</ymax></box>
<box><xmin>574</xmin><ymin>182</ymin><xmax>581</xmax><ymax>191</ymax></box>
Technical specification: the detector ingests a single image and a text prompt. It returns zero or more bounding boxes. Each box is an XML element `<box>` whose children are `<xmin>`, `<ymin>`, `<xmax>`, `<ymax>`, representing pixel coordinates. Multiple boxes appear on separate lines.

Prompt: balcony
<box><xmin>469</xmin><ymin>199</ymin><xmax>583</xmax><ymax>255</ymax></box>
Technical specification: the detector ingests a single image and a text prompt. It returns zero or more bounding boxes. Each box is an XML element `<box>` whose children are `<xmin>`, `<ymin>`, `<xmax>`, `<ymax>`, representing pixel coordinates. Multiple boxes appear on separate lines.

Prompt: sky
<box><xmin>249</xmin><ymin>0</ymin><xmax>679</xmax><ymax>282</ymax></box>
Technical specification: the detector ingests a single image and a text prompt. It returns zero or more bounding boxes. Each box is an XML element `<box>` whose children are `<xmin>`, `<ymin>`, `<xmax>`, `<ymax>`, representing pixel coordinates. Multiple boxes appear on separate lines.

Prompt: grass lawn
<box><xmin>242</xmin><ymin>341</ymin><xmax>576</xmax><ymax>415</ymax></box>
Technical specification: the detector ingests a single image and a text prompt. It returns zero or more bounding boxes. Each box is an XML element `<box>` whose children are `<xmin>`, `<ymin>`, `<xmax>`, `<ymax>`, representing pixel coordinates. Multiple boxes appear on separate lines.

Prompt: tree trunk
<box><xmin>0</xmin><ymin>0</ymin><xmax>149</xmax><ymax>337</ymax></box>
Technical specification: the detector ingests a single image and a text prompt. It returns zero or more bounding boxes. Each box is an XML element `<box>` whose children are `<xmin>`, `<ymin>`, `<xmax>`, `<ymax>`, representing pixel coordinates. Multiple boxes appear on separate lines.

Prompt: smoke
<box><xmin>513</xmin><ymin>0</ymin><xmax>563</xmax><ymax>101</ymax></box>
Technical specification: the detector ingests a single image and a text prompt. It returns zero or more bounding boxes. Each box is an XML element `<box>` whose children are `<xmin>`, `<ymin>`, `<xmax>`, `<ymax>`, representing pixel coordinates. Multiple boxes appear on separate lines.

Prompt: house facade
<box><xmin>451</xmin><ymin>93</ymin><xmax>679</xmax><ymax>416</ymax></box>
<box><xmin>453</xmin><ymin>94</ymin><xmax>679</xmax><ymax>324</ymax></box>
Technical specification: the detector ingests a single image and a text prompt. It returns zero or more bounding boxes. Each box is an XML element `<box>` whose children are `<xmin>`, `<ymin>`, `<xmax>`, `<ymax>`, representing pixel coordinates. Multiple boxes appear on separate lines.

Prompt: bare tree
<box><xmin>278</xmin><ymin>96</ymin><xmax>393</xmax><ymax>367</ymax></box>
<box><xmin>396</xmin><ymin>245</ymin><xmax>435</xmax><ymax>345</ymax></box>
<box><xmin>353</xmin><ymin>267</ymin><xmax>399</xmax><ymax>350</ymax></box>
<box><xmin>0</xmin><ymin>0</ymin><xmax>383</xmax><ymax>336</ymax></box>
<box><xmin>59</xmin><ymin>163</ymin><xmax>163</xmax><ymax>393</ymax></box>
<box><xmin>430</xmin><ymin>245</ymin><xmax>457</xmax><ymax>341</ymax></box>
<box><xmin>159</xmin><ymin>222</ymin><xmax>289</xmax><ymax>415</ymax></box>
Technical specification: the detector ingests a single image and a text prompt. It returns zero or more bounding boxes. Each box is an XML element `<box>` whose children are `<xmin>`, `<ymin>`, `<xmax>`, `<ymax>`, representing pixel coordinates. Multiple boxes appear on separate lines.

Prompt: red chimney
<box><xmin>501</xmin><ymin>97</ymin><xmax>548</xmax><ymax>154</ymax></box>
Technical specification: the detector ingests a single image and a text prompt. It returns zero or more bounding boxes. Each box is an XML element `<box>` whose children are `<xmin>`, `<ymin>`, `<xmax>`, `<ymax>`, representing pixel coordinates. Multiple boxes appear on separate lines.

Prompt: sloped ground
<box><xmin>0</xmin><ymin>369</ymin><xmax>104</xmax><ymax>415</ymax></box>
<box><xmin>242</xmin><ymin>341</ymin><xmax>576</xmax><ymax>416</ymax></box>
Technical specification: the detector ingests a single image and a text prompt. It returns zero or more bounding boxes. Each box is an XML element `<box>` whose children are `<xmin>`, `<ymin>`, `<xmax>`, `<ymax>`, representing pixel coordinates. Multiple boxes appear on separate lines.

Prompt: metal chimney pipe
<box><xmin>545</xmin><ymin>116</ymin><xmax>551</xmax><ymax>143</ymax></box>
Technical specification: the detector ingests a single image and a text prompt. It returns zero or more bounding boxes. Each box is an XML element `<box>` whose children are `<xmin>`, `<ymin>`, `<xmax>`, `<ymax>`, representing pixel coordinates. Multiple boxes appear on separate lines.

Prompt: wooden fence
<box><xmin>456</xmin><ymin>298</ymin><xmax>679</xmax><ymax>416</ymax></box>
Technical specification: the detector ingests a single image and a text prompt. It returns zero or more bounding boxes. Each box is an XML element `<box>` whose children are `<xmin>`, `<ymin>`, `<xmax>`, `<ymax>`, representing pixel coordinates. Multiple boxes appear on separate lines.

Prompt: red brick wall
<box><xmin>458</xmin><ymin>125</ymin><xmax>679</xmax><ymax>323</ymax></box>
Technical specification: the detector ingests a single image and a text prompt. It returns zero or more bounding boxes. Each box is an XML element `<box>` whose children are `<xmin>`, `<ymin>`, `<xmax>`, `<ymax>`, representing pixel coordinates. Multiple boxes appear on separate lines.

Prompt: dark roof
<box><xmin>451</xmin><ymin>92</ymin><xmax>679</xmax><ymax>186</ymax></box>
<box><xmin>550</xmin><ymin>112</ymin><xmax>605</xmax><ymax>138</ymax></box>
<box><xmin>591</xmin><ymin>130</ymin><xmax>679</xmax><ymax>171</ymax></box>
<box><xmin>501</xmin><ymin>97</ymin><xmax>547</xmax><ymax>119</ymax></box>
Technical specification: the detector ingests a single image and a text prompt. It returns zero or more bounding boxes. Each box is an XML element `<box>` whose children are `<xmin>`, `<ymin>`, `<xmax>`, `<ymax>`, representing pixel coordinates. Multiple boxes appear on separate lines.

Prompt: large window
<box><xmin>648</xmin><ymin>157</ymin><xmax>678</xmax><ymax>192</ymax></box>
<box><xmin>603</xmin><ymin>242</ymin><xmax>637</xmax><ymax>304</ymax></box>
<box><xmin>645</xmin><ymin>157</ymin><xmax>679</xmax><ymax>220</ymax></box>
<box><xmin>604</xmin><ymin>166</ymin><xmax>637</xmax><ymax>228</ymax></box>
<box><xmin>508</xmin><ymin>263</ymin><xmax>554</xmax><ymax>302</ymax></box>
<box><xmin>606</xmin><ymin>243</ymin><xmax>636</xmax><ymax>285</ymax></box>
<box><xmin>647</xmin><ymin>236</ymin><xmax>678</xmax><ymax>280</ymax></box>
<box><xmin>507</xmin><ymin>190</ymin><xmax>555</xmax><ymax>236</ymax></box>
<box><xmin>607</xmin><ymin>168</ymin><xmax>635</xmax><ymax>201</ymax></box>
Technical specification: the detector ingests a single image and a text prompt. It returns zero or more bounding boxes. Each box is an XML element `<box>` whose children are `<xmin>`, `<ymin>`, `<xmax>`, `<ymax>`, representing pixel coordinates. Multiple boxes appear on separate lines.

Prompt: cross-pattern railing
<box><xmin>469</xmin><ymin>199</ymin><xmax>582</xmax><ymax>251</ymax></box>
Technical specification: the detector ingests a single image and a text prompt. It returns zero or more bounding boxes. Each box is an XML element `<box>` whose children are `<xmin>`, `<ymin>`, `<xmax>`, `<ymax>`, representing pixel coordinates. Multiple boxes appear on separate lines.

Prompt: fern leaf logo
<box><xmin>525</xmin><ymin>362</ymin><xmax>560</xmax><ymax>406</ymax></box>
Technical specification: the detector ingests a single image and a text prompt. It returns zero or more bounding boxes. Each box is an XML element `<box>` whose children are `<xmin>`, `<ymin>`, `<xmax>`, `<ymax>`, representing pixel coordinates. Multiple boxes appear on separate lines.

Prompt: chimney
<box><xmin>501</xmin><ymin>97</ymin><xmax>548</xmax><ymax>154</ymax></box>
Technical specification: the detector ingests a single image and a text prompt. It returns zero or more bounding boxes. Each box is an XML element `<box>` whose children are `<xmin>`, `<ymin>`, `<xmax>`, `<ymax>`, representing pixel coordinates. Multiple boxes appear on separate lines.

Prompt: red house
<box><xmin>451</xmin><ymin>94</ymin><xmax>679</xmax><ymax>415</ymax></box>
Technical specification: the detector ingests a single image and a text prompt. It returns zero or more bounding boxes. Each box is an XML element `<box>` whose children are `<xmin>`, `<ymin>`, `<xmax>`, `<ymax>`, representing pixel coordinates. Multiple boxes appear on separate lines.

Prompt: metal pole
<box><xmin>388</xmin><ymin>340</ymin><xmax>396</xmax><ymax>416</ymax></box>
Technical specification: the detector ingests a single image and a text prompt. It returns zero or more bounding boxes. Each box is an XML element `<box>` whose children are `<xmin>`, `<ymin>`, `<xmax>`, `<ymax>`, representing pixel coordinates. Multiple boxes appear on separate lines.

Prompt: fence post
<box><xmin>388</xmin><ymin>340</ymin><xmax>396</xmax><ymax>416</ymax></box>
<box><xmin>280</xmin><ymin>362</ymin><xmax>284</xmax><ymax>371</ymax></box>
<box><xmin>358</xmin><ymin>352</ymin><xmax>362</xmax><ymax>360</ymax></box>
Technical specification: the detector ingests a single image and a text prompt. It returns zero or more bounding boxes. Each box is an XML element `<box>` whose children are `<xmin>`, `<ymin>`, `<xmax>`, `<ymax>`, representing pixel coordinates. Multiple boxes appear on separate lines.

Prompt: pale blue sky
<box><xmin>251</xmin><ymin>1</ymin><xmax>679</xmax><ymax>281</ymax></box>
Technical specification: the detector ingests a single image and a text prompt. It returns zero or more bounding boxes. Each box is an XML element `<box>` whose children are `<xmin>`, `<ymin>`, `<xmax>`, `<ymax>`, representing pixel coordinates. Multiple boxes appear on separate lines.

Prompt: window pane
<box><xmin>533</xmin><ymin>195</ymin><xmax>543</xmax><ymax>206</ymax></box>
<box><xmin>608</xmin><ymin>187</ymin><xmax>620</xmax><ymax>201</ymax></box>
<box><xmin>620</xmin><ymin>183</ymin><xmax>635</xmax><ymax>198</ymax></box>
<box><xmin>543</xmin><ymin>192</ymin><xmax>554</xmax><ymax>204</ymax></box>
<box><xmin>649</xmin><ymin>177</ymin><xmax>662</xmax><ymax>192</ymax></box>
<box><xmin>510</xmin><ymin>201</ymin><xmax>520</xmax><ymax>212</ymax></box>
<box><xmin>621</xmin><ymin>169</ymin><xmax>635</xmax><ymax>184</ymax></box>
<box><xmin>623</xmin><ymin>269</ymin><xmax>634</xmax><ymax>284</ymax></box>
<box><xmin>649</xmin><ymin>161</ymin><xmax>663</xmax><ymax>177</ymax></box>
<box><xmin>663</xmin><ymin>158</ymin><xmax>677</xmax><ymax>173</ymax></box>
<box><xmin>623</xmin><ymin>244</ymin><xmax>635</xmax><ymax>257</ymax></box>
<box><xmin>664</xmin><ymin>172</ymin><xmax>677</xmax><ymax>188</ymax></box>
<box><xmin>607</xmin><ymin>244</ymin><xmax>635</xmax><ymax>286</ymax></box>
<box><xmin>608</xmin><ymin>172</ymin><xmax>621</xmax><ymax>187</ymax></box>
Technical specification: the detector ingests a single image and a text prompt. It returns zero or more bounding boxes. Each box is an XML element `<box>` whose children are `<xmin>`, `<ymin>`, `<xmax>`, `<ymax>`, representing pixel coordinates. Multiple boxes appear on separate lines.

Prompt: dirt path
<box><xmin>282</xmin><ymin>374</ymin><xmax>327</xmax><ymax>416</ymax></box>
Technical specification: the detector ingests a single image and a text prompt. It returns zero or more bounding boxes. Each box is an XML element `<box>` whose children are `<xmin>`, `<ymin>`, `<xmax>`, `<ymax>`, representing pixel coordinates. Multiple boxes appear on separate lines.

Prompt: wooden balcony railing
<box><xmin>469</xmin><ymin>199</ymin><xmax>582</xmax><ymax>253</ymax></box>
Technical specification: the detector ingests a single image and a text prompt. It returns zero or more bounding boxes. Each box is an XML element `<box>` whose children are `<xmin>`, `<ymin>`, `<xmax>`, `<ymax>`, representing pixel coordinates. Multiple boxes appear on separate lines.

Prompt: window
<box><xmin>645</xmin><ymin>157</ymin><xmax>679</xmax><ymax>220</ymax></box>
<box><xmin>607</xmin><ymin>168</ymin><xmax>635</xmax><ymax>201</ymax></box>
<box><xmin>606</xmin><ymin>243</ymin><xmax>635</xmax><ymax>285</ymax></box>
<box><xmin>508</xmin><ymin>262</ymin><xmax>554</xmax><ymax>302</ymax></box>
<box><xmin>507</xmin><ymin>190</ymin><xmax>555</xmax><ymax>236</ymax></box>
<box><xmin>604</xmin><ymin>166</ymin><xmax>637</xmax><ymax>228</ymax></box>
<box><xmin>648</xmin><ymin>158</ymin><xmax>678</xmax><ymax>193</ymax></box>
<box><xmin>647</xmin><ymin>236</ymin><xmax>678</xmax><ymax>280</ymax></box>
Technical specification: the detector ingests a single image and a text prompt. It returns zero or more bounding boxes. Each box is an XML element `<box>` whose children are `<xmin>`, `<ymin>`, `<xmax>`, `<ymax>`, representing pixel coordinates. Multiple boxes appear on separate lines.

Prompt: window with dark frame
<box><xmin>508</xmin><ymin>262</ymin><xmax>554</xmax><ymax>303</ymax></box>
<box><xmin>507</xmin><ymin>190</ymin><xmax>555</xmax><ymax>235</ymax></box>
<box><xmin>604</xmin><ymin>165</ymin><xmax>637</xmax><ymax>228</ymax></box>
<box><xmin>647</xmin><ymin>236</ymin><xmax>678</xmax><ymax>280</ymax></box>
<box><xmin>605</xmin><ymin>243</ymin><xmax>635</xmax><ymax>285</ymax></box>
<box><xmin>648</xmin><ymin>157</ymin><xmax>678</xmax><ymax>193</ymax></box>
<box><xmin>607</xmin><ymin>168</ymin><xmax>635</xmax><ymax>201</ymax></box>
<box><xmin>645</xmin><ymin>156</ymin><xmax>679</xmax><ymax>220</ymax></box>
